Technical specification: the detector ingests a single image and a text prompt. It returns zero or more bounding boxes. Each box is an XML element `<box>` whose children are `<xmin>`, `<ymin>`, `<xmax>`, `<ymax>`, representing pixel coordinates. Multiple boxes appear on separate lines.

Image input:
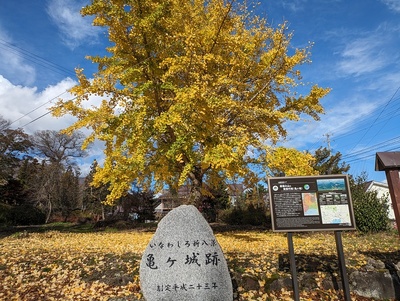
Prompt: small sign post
<box><xmin>287</xmin><ymin>232</ymin><xmax>300</xmax><ymax>301</ymax></box>
<box><xmin>335</xmin><ymin>231</ymin><xmax>351</xmax><ymax>301</ymax></box>
<box><xmin>268</xmin><ymin>175</ymin><xmax>356</xmax><ymax>301</ymax></box>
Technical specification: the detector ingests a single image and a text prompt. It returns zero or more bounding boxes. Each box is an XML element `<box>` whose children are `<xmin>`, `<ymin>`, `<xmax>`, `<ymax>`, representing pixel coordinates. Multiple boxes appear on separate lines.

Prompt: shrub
<box><xmin>94</xmin><ymin>218</ymin><xmax>135</xmax><ymax>230</ymax></box>
<box><xmin>219</xmin><ymin>207</ymin><xmax>243</xmax><ymax>225</ymax></box>
<box><xmin>8</xmin><ymin>205</ymin><xmax>46</xmax><ymax>226</ymax></box>
<box><xmin>219</xmin><ymin>204</ymin><xmax>270</xmax><ymax>226</ymax></box>
<box><xmin>350</xmin><ymin>173</ymin><xmax>390</xmax><ymax>233</ymax></box>
<box><xmin>352</xmin><ymin>190</ymin><xmax>390</xmax><ymax>233</ymax></box>
<box><xmin>243</xmin><ymin>204</ymin><xmax>269</xmax><ymax>226</ymax></box>
<box><xmin>0</xmin><ymin>202</ymin><xmax>12</xmax><ymax>225</ymax></box>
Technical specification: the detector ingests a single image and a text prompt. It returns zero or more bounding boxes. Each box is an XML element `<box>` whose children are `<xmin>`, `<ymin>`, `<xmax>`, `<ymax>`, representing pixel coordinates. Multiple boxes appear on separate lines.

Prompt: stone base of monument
<box><xmin>139</xmin><ymin>205</ymin><xmax>233</xmax><ymax>301</ymax></box>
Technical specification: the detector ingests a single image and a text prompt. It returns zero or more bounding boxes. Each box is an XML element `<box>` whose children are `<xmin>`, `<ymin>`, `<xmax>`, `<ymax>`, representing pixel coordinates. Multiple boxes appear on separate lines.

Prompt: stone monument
<box><xmin>139</xmin><ymin>205</ymin><xmax>233</xmax><ymax>301</ymax></box>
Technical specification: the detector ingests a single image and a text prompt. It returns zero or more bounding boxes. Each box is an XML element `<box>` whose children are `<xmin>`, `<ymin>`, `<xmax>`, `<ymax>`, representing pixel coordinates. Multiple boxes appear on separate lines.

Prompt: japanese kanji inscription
<box><xmin>139</xmin><ymin>205</ymin><xmax>233</xmax><ymax>301</ymax></box>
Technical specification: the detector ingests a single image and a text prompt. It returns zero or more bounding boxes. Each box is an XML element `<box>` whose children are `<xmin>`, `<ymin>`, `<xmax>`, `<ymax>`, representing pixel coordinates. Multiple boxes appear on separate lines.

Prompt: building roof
<box><xmin>155</xmin><ymin>183</ymin><xmax>246</xmax><ymax>200</ymax></box>
<box><xmin>364</xmin><ymin>180</ymin><xmax>388</xmax><ymax>191</ymax></box>
<box><xmin>156</xmin><ymin>185</ymin><xmax>191</xmax><ymax>200</ymax></box>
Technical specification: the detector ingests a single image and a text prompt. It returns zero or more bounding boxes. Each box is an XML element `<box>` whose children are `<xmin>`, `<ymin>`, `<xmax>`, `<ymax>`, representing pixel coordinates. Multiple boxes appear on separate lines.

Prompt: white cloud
<box><xmin>0</xmin><ymin>75</ymin><xmax>108</xmax><ymax>134</ymax></box>
<box><xmin>281</xmin><ymin>0</ymin><xmax>306</xmax><ymax>12</ymax></box>
<box><xmin>337</xmin><ymin>35</ymin><xmax>389</xmax><ymax>76</ymax></box>
<box><xmin>283</xmin><ymin>95</ymin><xmax>378</xmax><ymax>150</ymax></box>
<box><xmin>381</xmin><ymin>0</ymin><xmax>400</xmax><ymax>12</ymax></box>
<box><xmin>46</xmin><ymin>0</ymin><xmax>102</xmax><ymax>50</ymax></box>
<box><xmin>0</xmin><ymin>75</ymin><xmax>77</xmax><ymax>133</ymax></box>
<box><xmin>280</xmin><ymin>0</ymin><xmax>342</xmax><ymax>13</ymax></box>
<box><xmin>0</xmin><ymin>75</ymin><xmax>107</xmax><ymax>175</ymax></box>
<box><xmin>0</xmin><ymin>27</ymin><xmax>36</xmax><ymax>86</ymax></box>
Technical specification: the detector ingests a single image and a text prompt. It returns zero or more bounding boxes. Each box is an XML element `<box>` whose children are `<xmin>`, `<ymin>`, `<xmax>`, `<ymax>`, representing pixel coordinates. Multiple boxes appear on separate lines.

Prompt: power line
<box><xmin>331</xmin><ymin>109</ymin><xmax>400</xmax><ymax>142</ymax></box>
<box><xmin>10</xmin><ymin>90</ymin><xmax>69</xmax><ymax>126</ymax></box>
<box><xmin>322</xmin><ymin>94</ymin><xmax>400</xmax><ymax>144</ymax></box>
<box><xmin>345</xmin><ymin>145</ymin><xmax>400</xmax><ymax>165</ymax></box>
<box><xmin>19</xmin><ymin>95</ymin><xmax>79</xmax><ymax>129</ymax></box>
<box><xmin>365</xmin><ymin>87</ymin><xmax>400</xmax><ymax>143</ymax></box>
<box><xmin>306</xmin><ymin>85</ymin><xmax>400</xmax><ymax>169</ymax></box>
<box><xmin>342</xmin><ymin>135</ymin><xmax>400</xmax><ymax>160</ymax></box>
<box><xmin>20</xmin><ymin>111</ymin><xmax>53</xmax><ymax>128</ymax></box>
<box><xmin>0</xmin><ymin>38</ymin><xmax>77</xmax><ymax>128</ymax></box>
<box><xmin>307</xmin><ymin>91</ymin><xmax>400</xmax><ymax>154</ymax></box>
<box><xmin>3</xmin><ymin>34</ymin><xmax>181</xmax><ymax>129</ymax></box>
<box><xmin>0</xmin><ymin>38</ymin><xmax>75</xmax><ymax>77</ymax></box>
<box><xmin>347</xmin><ymin>86</ymin><xmax>400</xmax><ymax>153</ymax></box>
<box><xmin>337</xmin><ymin>85</ymin><xmax>400</xmax><ymax>169</ymax></box>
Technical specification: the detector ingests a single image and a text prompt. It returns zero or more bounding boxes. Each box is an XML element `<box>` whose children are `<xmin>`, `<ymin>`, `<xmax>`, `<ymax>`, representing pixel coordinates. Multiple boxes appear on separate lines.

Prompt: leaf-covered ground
<box><xmin>0</xmin><ymin>228</ymin><xmax>399</xmax><ymax>300</ymax></box>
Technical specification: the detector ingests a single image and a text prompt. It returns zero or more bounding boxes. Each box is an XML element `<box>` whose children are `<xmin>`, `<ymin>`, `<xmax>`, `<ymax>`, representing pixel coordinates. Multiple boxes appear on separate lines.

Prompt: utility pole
<box><xmin>324</xmin><ymin>133</ymin><xmax>332</xmax><ymax>175</ymax></box>
<box><xmin>324</xmin><ymin>133</ymin><xmax>331</xmax><ymax>151</ymax></box>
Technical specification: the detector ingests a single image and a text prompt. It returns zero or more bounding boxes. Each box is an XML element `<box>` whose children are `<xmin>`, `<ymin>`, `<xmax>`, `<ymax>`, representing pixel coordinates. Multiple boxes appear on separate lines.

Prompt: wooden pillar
<box><xmin>375</xmin><ymin>152</ymin><xmax>400</xmax><ymax>236</ymax></box>
<box><xmin>385</xmin><ymin>169</ymin><xmax>400</xmax><ymax>234</ymax></box>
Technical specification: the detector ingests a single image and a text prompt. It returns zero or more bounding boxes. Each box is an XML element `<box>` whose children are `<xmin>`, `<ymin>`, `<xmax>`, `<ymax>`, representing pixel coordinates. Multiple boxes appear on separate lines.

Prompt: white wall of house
<box><xmin>365</xmin><ymin>181</ymin><xmax>395</xmax><ymax>220</ymax></box>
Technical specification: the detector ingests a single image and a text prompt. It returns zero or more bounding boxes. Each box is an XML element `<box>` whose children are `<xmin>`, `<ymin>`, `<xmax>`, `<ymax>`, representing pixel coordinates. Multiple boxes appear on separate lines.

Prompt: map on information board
<box><xmin>268</xmin><ymin>175</ymin><xmax>356</xmax><ymax>232</ymax></box>
<box><xmin>320</xmin><ymin>205</ymin><xmax>351</xmax><ymax>224</ymax></box>
<box><xmin>302</xmin><ymin>193</ymin><xmax>319</xmax><ymax>216</ymax></box>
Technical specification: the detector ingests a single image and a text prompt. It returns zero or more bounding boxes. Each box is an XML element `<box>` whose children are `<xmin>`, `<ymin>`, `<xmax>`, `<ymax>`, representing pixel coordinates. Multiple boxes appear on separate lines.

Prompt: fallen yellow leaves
<box><xmin>0</xmin><ymin>230</ymin><xmax>398</xmax><ymax>300</ymax></box>
<box><xmin>0</xmin><ymin>231</ymin><xmax>150</xmax><ymax>300</ymax></box>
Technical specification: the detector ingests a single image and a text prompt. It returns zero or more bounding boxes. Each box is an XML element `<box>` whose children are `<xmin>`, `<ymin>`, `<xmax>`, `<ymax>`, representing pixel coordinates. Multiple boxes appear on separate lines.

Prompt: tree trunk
<box><xmin>45</xmin><ymin>198</ymin><xmax>52</xmax><ymax>224</ymax></box>
<box><xmin>101</xmin><ymin>204</ymin><xmax>105</xmax><ymax>220</ymax></box>
<box><xmin>189</xmin><ymin>185</ymin><xmax>202</xmax><ymax>208</ymax></box>
<box><xmin>188</xmin><ymin>168</ymin><xmax>204</xmax><ymax>208</ymax></box>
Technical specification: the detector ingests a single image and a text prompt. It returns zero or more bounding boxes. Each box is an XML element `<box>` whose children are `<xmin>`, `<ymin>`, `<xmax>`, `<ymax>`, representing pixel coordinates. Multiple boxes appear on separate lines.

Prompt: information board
<box><xmin>268</xmin><ymin>175</ymin><xmax>356</xmax><ymax>232</ymax></box>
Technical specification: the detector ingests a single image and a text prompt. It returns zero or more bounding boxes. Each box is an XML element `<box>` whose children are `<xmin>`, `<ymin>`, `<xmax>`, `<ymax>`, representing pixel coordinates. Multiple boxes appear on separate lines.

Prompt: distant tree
<box><xmin>32</xmin><ymin>130</ymin><xmax>86</xmax><ymax>166</ymax></box>
<box><xmin>0</xmin><ymin>157</ymin><xmax>45</xmax><ymax>226</ymax></box>
<box><xmin>17</xmin><ymin>158</ymin><xmax>41</xmax><ymax>194</ymax></box>
<box><xmin>29</xmin><ymin>130</ymin><xmax>87</xmax><ymax>222</ymax></box>
<box><xmin>32</xmin><ymin>161</ymin><xmax>63</xmax><ymax>223</ymax></box>
<box><xmin>52</xmin><ymin>0</ymin><xmax>329</xmax><ymax>206</ymax></box>
<box><xmin>0</xmin><ymin>116</ymin><xmax>32</xmax><ymax>184</ymax></box>
<box><xmin>200</xmin><ymin>180</ymin><xmax>230</xmax><ymax>222</ymax></box>
<box><xmin>82</xmin><ymin>160</ymin><xmax>111</xmax><ymax>221</ymax></box>
<box><xmin>0</xmin><ymin>125</ymin><xmax>87</xmax><ymax>224</ymax></box>
<box><xmin>312</xmin><ymin>147</ymin><xmax>350</xmax><ymax>175</ymax></box>
<box><xmin>0</xmin><ymin>116</ymin><xmax>34</xmax><ymax>225</ymax></box>
<box><xmin>58</xmin><ymin>166</ymin><xmax>81</xmax><ymax>222</ymax></box>
<box><xmin>120</xmin><ymin>189</ymin><xmax>155</xmax><ymax>222</ymax></box>
<box><xmin>243</xmin><ymin>184</ymin><xmax>268</xmax><ymax>208</ymax></box>
<box><xmin>24</xmin><ymin>160</ymin><xmax>79</xmax><ymax>223</ymax></box>
<box><xmin>0</xmin><ymin>177</ymin><xmax>28</xmax><ymax>206</ymax></box>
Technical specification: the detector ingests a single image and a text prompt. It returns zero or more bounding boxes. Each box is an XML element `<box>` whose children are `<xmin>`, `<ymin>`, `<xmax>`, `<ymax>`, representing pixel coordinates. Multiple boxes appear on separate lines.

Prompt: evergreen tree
<box><xmin>58</xmin><ymin>166</ymin><xmax>81</xmax><ymax>221</ymax></box>
<box><xmin>312</xmin><ymin>147</ymin><xmax>350</xmax><ymax>175</ymax></box>
<box><xmin>82</xmin><ymin>160</ymin><xmax>110</xmax><ymax>221</ymax></box>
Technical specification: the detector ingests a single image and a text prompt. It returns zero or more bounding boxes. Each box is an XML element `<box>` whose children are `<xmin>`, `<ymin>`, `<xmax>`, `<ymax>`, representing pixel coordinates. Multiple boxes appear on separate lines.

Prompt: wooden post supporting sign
<box><xmin>335</xmin><ymin>231</ymin><xmax>351</xmax><ymax>301</ymax></box>
<box><xmin>375</xmin><ymin>152</ymin><xmax>400</xmax><ymax>236</ymax></box>
<box><xmin>287</xmin><ymin>232</ymin><xmax>300</xmax><ymax>301</ymax></box>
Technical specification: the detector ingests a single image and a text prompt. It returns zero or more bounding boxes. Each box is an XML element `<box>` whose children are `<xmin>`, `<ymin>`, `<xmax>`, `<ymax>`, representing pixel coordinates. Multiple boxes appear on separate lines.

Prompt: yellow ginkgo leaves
<box><xmin>52</xmin><ymin>0</ymin><xmax>330</xmax><ymax>205</ymax></box>
<box><xmin>1</xmin><ymin>229</ymin><xmax>398</xmax><ymax>300</ymax></box>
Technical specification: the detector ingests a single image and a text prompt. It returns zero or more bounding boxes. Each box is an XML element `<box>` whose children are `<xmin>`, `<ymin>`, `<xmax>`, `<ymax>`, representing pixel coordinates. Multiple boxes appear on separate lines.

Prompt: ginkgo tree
<box><xmin>53</xmin><ymin>0</ymin><xmax>329</xmax><ymax>205</ymax></box>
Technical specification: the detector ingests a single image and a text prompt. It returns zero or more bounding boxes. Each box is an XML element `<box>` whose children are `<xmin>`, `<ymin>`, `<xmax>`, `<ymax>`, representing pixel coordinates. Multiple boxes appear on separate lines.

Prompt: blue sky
<box><xmin>0</xmin><ymin>0</ymin><xmax>399</xmax><ymax>182</ymax></box>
